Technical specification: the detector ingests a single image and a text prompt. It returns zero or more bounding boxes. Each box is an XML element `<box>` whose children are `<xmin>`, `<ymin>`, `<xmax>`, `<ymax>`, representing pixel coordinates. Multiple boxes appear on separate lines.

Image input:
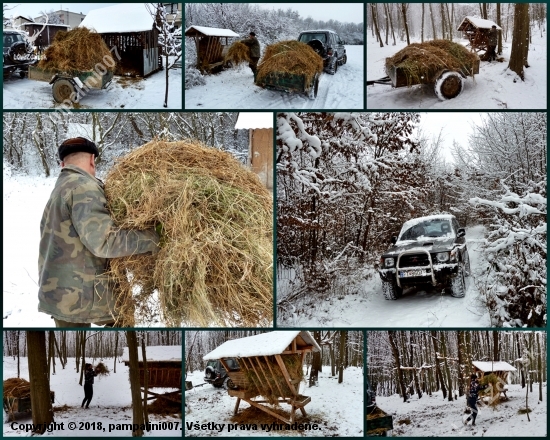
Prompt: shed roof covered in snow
<box><xmin>203</xmin><ymin>331</ymin><xmax>320</xmax><ymax>360</ymax></box>
<box><xmin>457</xmin><ymin>16</ymin><xmax>502</xmax><ymax>31</ymax></box>
<box><xmin>185</xmin><ymin>25</ymin><xmax>239</xmax><ymax>38</ymax></box>
<box><xmin>80</xmin><ymin>4</ymin><xmax>154</xmax><ymax>33</ymax></box>
<box><xmin>121</xmin><ymin>345</ymin><xmax>181</xmax><ymax>363</ymax></box>
<box><xmin>472</xmin><ymin>361</ymin><xmax>517</xmax><ymax>372</ymax></box>
<box><xmin>235</xmin><ymin>112</ymin><xmax>273</xmax><ymax>130</ymax></box>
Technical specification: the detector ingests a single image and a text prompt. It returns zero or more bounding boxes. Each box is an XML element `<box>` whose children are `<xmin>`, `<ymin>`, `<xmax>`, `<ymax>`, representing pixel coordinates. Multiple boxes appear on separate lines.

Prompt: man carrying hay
<box><xmin>464</xmin><ymin>374</ymin><xmax>487</xmax><ymax>426</ymax></box>
<box><xmin>486</xmin><ymin>25</ymin><xmax>498</xmax><ymax>62</ymax></box>
<box><xmin>81</xmin><ymin>363</ymin><xmax>98</xmax><ymax>409</ymax></box>
<box><xmin>38</xmin><ymin>137</ymin><xmax>160</xmax><ymax>328</ymax></box>
<box><xmin>239</xmin><ymin>32</ymin><xmax>261</xmax><ymax>74</ymax></box>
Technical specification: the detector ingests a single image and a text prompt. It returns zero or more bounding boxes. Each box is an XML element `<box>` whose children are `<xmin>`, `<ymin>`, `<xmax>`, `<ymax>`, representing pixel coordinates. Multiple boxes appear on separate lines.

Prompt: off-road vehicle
<box><xmin>204</xmin><ymin>358</ymin><xmax>239</xmax><ymax>389</ymax></box>
<box><xmin>378</xmin><ymin>214</ymin><xmax>470</xmax><ymax>300</ymax></box>
<box><xmin>366</xmin><ymin>380</ymin><xmax>376</xmax><ymax>415</ymax></box>
<box><xmin>297</xmin><ymin>29</ymin><xmax>346</xmax><ymax>75</ymax></box>
<box><xmin>3</xmin><ymin>29</ymin><xmax>36</xmax><ymax>78</ymax></box>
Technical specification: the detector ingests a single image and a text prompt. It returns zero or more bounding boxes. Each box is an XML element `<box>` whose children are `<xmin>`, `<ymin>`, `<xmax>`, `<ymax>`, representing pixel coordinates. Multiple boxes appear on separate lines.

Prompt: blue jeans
<box><xmin>467</xmin><ymin>396</ymin><xmax>478</xmax><ymax>423</ymax></box>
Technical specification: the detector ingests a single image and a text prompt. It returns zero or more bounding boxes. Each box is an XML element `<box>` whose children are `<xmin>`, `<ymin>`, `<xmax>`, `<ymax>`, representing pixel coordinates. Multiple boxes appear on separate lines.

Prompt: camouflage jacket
<box><xmin>38</xmin><ymin>165</ymin><xmax>159</xmax><ymax>324</ymax></box>
<box><xmin>241</xmin><ymin>36</ymin><xmax>261</xmax><ymax>58</ymax></box>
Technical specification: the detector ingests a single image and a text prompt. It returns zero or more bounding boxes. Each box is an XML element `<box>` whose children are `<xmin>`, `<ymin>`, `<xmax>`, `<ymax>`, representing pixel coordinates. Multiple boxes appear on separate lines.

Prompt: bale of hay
<box><xmin>224</xmin><ymin>41</ymin><xmax>251</xmax><ymax>66</ymax></box>
<box><xmin>385</xmin><ymin>39</ymin><xmax>479</xmax><ymax>86</ymax></box>
<box><xmin>38</xmin><ymin>27</ymin><xmax>115</xmax><ymax>73</ymax></box>
<box><xmin>104</xmin><ymin>140</ymin><xmax>273</xmax><ymax>328</ymax></box>
<box><xmin>95</xmin><ymin>362</ymin><xmax>110</xmax><ymax>376</ymax></box>
<box><xmin>3</xmin><ymin>378</ymin><xmax>31</xmax><ymax>399</ymax></box>
<box><xmin>256</xmin><ymin>40</ymin><xmax>323</xmax><ymax>86</ymax></box>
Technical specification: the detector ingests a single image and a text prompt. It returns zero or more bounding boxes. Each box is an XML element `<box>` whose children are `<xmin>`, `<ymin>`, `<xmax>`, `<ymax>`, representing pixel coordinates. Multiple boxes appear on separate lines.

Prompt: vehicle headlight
<box><xmin>436</xmin><ymin>252</ymin><xmax>449</xmax><ymax>263</ymax></box>
<box><xmin>384</xmin><ymin>257</ymin><xmax>395</xmax><ymax>268</ymax></box>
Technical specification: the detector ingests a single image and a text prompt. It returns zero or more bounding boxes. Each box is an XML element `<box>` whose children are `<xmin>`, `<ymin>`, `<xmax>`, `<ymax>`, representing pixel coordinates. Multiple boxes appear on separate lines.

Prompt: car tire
<box><xmin>448</xmin><ymin>264</ymin><xmax>466</xmax><ymax>298</ymax></box>
<box><xmin>341</xmin><ymin>54</ymin><xmax>347</xmax><ymax>65</ymax></box>
<box><xmin>204</xmin><ymin>366</ymin><xmax>216</xmax><ymax>380</ymax></box>
<box><xmin>306</xmin><ymin>39</ymin><xmax>325</xmax><ymax>58</ymax></box>
<box><xmin>326</xmin><ymin>56</ymin><xmax>337</xmax><ymax>75</ymax></box>
<box><xmin>307</xmin><ymin>73</ymin><xmax>319</xmax><ymax>100</ymax></box>
<box><xmin>7</xmin><ymin>41</ymin><xmax>29</xmax><ymax>65</ymax></box>
<box><xmin>223</xmin><ymin>377</ymin><xmax>237</xmax><ymax>390</ymax></box>
<box><xmin>464</xmin><ymin>250</ymin><xmax>471</xmax><ymax>277</ymax></box>
<box><xmin>382</xmin><ymin>279</ymin><xmax>402</xmax><ymax>300</ymax></box>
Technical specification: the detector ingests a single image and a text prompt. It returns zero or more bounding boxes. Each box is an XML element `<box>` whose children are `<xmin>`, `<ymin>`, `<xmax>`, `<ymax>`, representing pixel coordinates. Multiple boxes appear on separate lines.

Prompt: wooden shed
<box><xmin>203</xmin><ymin>331</ymin><xmax>320</xmax><ymax>424</ymax></box>
<box><xmin>235</xmin><ymin>112</ymin><xmax>273</xmax><ymax>190</ymax></box>
<box><xmin>457</xmin><ymin>16</ymin><xmax>502</xmax><ymax>53</ymax></box>
<box><xmin>122</xmin><ymin>345</ymin><xmax>182</xmax><ymax>403</ymax></box>
<box><xmin>79</xmin><ymin>4</ymin><xmax>161</xmax><ymax>77</ymax></box>
<box><xmin>185</xmin><ymin>25</ymin><xmax>239</xmax><ymax>73</ymax></box>
<box><xmin>472</xmin><ymin>361</ymin><xmax>516</xmax><ymax>382</ymax></box>
<box><xmin>20</xmin><ymin>23</ymin><xmax>70</xmax><ymax>49</ymax></box>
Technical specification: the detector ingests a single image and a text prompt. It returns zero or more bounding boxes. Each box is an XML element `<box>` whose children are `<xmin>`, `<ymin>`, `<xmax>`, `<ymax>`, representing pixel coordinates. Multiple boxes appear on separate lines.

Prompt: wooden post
<box><xmin>250</xmin><ymin>358</ymin><xmax>275</xmax><ymax>395</ymax></box>
<box><xmin>274</xmin><ymin>355</ymin><xmax>298</xmax><ymax>396</ymax></box>
<box><xmin>264</xmin><ymin>356</ymin><xmax>286</xmax><ymax>398</ymax></box>
<box><xmin>233</xmin><ymin>397</ymin><xmax>241</xmax><ymax>415</ymax></box>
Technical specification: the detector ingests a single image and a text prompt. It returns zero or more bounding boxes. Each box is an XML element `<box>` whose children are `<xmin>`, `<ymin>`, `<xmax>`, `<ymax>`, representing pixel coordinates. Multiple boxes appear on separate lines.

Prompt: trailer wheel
<box><xmin>52</xmin><ymin>78</ymin><xmax>77</xmax><ymax>103</ymax></box>
<box><xmin>308</xmin><ymin>74</ymin><xmax>319</xmax><ymax>100</ymax></box>
<box><xmin>434</xmin><ymin>70</ymin><xmax>464</xmax><ymax>100</ymax></box>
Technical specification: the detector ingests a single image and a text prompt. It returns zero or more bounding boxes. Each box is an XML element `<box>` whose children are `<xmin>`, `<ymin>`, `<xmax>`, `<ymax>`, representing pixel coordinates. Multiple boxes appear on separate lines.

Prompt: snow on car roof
<box><xmin>460</xmin><ymin>16</ymin><xmax>502</xmax><ymax>30</ymax></box>
<box><xmin>472</xmin><ymin>361</ymin><xmax>517</xmax><ymax>372</ymax></box>
<box><xmin>203</xmin><ymin>331</ymin><xmax>320</xmax><ymax>360</ymax></box>
<box><xmin>121</xmin><ymin>345</ymin><xmax>181</xmax><ymax>363</ymax></box>
<box><xmin>80</xmin><ymin>4</ymin><xmax>154</xmax><ymax>33</ymax></box>
<box><xmin>235</xmin><ymin>112</ymin><xmax>273</xmax><ymax>129</ymax></box>
<box><xmin>401</xmin><ymin>214</ymin><xmax>455</xmax><ymax>231</ymax></box>
<box><xmin>185</xmin><ymin>25</ymin><xmax>239</xmax><ymax>38</ymax></box>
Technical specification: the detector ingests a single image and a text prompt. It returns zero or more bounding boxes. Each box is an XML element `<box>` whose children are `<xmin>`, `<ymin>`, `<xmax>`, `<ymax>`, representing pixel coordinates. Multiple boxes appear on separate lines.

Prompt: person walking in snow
<box><xmin>465</xmin><ymin>374</ymin><xmax>486</xmax><ymax>426</ymax></box>
<box><xmin>240</xmin><ymin>32</ymin><xmax>261</xmax><ymax>75</ymax></box>
<box><xmin>486</xmin><ymin>25</ymin><xmax>498</xmax><ymax>62</ymax></box>
<box><xmin>81</xmin><ymin>363</ymin><xmax>98</xmax><ymax>409</ymax></box>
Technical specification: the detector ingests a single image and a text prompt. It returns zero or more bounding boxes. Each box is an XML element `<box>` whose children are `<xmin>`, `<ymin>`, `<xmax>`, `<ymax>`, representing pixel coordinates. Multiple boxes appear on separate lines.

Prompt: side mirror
<box><xmin>390</xmin><ymin>236</ymin><xmax>397</xmax><ymax>244</ymax></box>
<box><xmin>456</xmin><ymin>228</ymin><xmax>466</xmax><ymax>238</ymax></box>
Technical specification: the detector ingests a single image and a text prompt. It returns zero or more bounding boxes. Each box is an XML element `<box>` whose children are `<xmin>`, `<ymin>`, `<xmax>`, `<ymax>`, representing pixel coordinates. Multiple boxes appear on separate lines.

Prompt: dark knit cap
<box><xmin>58</xmin><ymin>137</ymin><xmax>99</xmax><ymax>161</ymax></box>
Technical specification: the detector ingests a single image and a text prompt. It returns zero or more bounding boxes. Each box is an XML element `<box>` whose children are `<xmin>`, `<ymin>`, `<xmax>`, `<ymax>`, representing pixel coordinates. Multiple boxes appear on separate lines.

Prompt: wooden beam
<box><xmin>249</xmin><ymin>357</ymin><xmax>272</xmax><ymax>395</ymax></box>
<box><xmin>245</xmin><ymin>398</ymin><xmax>290</xmax><ymax>424</ymax></box>
<box><xmin>274</xmin><ymin>355</ymin><xmax>297</xmax><ymax>396</ymax></box>
<box><xmin>264</xmin><ymin>355</ymin><xmax>286</xmax><ymax>398</ymax></box>
<box><xmin>253</xmin><ymin>357</ymin><xmax>275</xmax><ymax>395</ymax></box>
<box><xmin>241</xmin><ymin>358</ymin><xmax>263</xmax><ymax>396</ymax></box>
<box><xmin>233</xmin><ymin>397</ymin><xmax>241</xmax><ymax>415</ymax></box>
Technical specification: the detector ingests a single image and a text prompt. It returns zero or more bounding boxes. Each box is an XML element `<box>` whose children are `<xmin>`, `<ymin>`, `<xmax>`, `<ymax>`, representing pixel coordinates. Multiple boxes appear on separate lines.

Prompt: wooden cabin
<box><xmin>203</xmin><ymin>331</ymin><xmax>320</xmax><ymax>424</ymax></box>
<box><xmin>457</xmin><ymin>16</ymin><xmax>502</xmax><ymax>53</ymax></box>
<box><xmin>235</xmin><ymin>112</ymin><xmax>273</xmax><ymax>190</ymax></box>
<box><xmin>122</xmin><ymin>345</ymin><xmax>182</xmax><ymax>403</ymax></box>
<box><xmin>185</xmin><ymin>25</ymin><xmax>239</xmax><ymax>73</ymax></box>
<box><xmin>79</xmin><ymin>4</ymin><xmax>162</xmax><ymax>77</ymax></box>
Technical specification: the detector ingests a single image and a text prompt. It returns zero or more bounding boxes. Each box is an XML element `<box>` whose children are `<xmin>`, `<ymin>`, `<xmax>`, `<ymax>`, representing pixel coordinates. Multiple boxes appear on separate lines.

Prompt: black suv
<box><xmin>366</xmin><ymin>380</ymin><xmax>376</xmax><ymax>415</ymax></box>
<box><xmin>3</xmin><ymin>29</ymin><xmax>36</xmax><ymax>78</ymax></box>
<box><xmin>204</xmin><ymin>358</ymin><xmax>239</xmax><ymax>389</ymax></box>
<box><xmin>378</xmin><ymin>215</ymin><xmax>470</xmax><ymax>300</ymax></box>
<box><xmin>297</xmin><ymin>30</ymin><xmax>347</xmax><ymax>75</ymax></box>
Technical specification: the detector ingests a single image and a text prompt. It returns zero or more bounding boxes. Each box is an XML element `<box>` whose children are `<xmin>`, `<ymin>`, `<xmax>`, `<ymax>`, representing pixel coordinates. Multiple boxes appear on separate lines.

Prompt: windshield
<box><xmin>398</xmin><ymin>218</ymin><xmax>454</xmax><ymax>242</ymax></box>
<box><xmin>206</xmin><ymin>360</ymin><xmax>218</xmax><ymax>369</ymax></box>
<box><xmin>3</xmin><ymin>33</ymin><xmax>25</xmax><ymax>47</ymax></box>
<box><xmin>299</xmin><ymin>33</ymin><xmax>327</xmax><ymax>43</ymax></box>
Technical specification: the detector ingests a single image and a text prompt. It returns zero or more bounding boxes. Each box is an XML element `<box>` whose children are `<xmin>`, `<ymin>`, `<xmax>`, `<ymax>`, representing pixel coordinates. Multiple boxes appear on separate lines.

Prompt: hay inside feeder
<box><xmin>95</xmin><ymin>362</ymin><xmax>110</xmax><ymax>376</ymax></box>
<box><xmin>147</xmin><ymin>395</ymin><xmax>182</xmax><ymax>416</ymax></box>
<box><xmin>256</xmin><ymin>40</ymin><xmax>323</xmax><ymax>86</ymax></box>
<box><xmin>385</xmin><ymin>39</ymin><xmax>478</xmax><ymax>86</ymax></box>
<box><xmin>225</xmin><ymin>41</ymin><xmax>251</xmax><ymax>66</ymax></box>
<box><xmin>38</xmin><ymin>27</ymin><xmax>115</xmax><ymax>73</ymax></box>
<box><xmin>104</xmin><ymin>140</ymin><xmax>273</xmax><ymax>328</ymax></box>
<box><xmin>3</xmin><ymin>378</ymin><xmax>31</xmax><ymax>399</ymax></box>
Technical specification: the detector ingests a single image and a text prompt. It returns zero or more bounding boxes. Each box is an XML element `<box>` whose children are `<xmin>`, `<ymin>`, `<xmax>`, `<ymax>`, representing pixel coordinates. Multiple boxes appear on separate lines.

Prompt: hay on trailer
<box><xmin>95</xmin><ymin>362</ymin><xmax>110</xmax><ymax>376</ymax></box>
<box><xmin>38</xmin><ymin>27</ymin><xmax>115</xmax><ymax>73</ymax></box>
<box><xmin>385</xmin><ymin>39</ymin><xmax>478</xmax><ymax>86</ymax></box>
<box><xmin>240</xmin><ymin>354</ymin><xmax>304</xmax><ymax>405</ymax></box>
<box><xmin>3</xmin><ymin>378</ymin><xmax>31</xmax><ymax>399</ymax></box>
<box><xmin>225</xmin><ymin>41</ymin><xmax>251</xmax><ymax>66</ymax></box>
<box><xmin>256</xmin><ymin>40</ymin><xmax>323</xmax><ymax>86</ymax></box>
<box><xmin>104</xmin><ymin>140</ymin><xmax>273</xmax><ymax>328</ymax></box>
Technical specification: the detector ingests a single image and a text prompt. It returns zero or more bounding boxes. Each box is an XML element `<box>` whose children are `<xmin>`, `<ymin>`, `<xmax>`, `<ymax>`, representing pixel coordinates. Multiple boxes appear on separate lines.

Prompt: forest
<box><xmin>2</xmin><ymin>112</ymin><xmax>248</xmax><ymax>178</ymax></box>
<box><xmin>276</xmin><ymin>112</ymin><xmax>546</xmax><ymax>327</ymax></box>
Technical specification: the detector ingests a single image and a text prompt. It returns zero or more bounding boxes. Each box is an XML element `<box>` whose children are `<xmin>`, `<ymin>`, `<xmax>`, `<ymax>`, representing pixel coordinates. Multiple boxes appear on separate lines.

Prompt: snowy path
<box><xmin>185</xmin><ymin>367</ymin><xmax>363</xmax><ymax>437</ymax></box>
<box><xmin>277</xmin><ymin>225</ymin><xmax>491</xmax><ymax>328</ymax></box>
<box><xmin>366</xmin><ymin>32</ymin><xmax>546</xmax><ymax>109</ymax></box>
<box><xmin>374</xmin><ymin>385</ymin><xmax>547</xmax><ymax>437</ymax></box>
<box><xmin>185</xmin><ymin>45</ymin><xmax>363</xmax><ymax>109</ymax></box>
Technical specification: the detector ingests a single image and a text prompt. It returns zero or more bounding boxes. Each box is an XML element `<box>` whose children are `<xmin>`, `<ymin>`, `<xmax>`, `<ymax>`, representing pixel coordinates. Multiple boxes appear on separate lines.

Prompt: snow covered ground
<box><xmin>2</xmin><ymin>356</ymin><xmax>181</xmax><ymax>437</ymax></box>
<box><xmin>366</xmin><ymin>32</ymin><xmax>547</xmax><ymax>109</ymax></box>
<box><xmin>185</xmin><ymin>45</ymin><xmax>364</xmax><ymax>109</ymax></box>
<box><xmin>277</xmin><ymin>225</ymin><xmax>491</xmax><ymax>328</ymax></box>
<box><xmin>3</xmin><ymin>67</ymin><xmax>182</xmax><ymax>109</ymax></box>
<box><xmin>374</xmin><ymin>384</ymin><xmax>547</xmax><ymax>437</ymax></box>
<box><xmin>184</xmin><ymin>366</ymin><xmax>363</xmax><ymax>437</ymax></box>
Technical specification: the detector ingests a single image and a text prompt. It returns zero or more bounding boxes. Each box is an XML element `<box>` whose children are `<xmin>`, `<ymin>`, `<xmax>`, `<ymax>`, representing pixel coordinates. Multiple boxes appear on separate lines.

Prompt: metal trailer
<box><xmin>3</xmin><ymin>391</ymin><xmax>55</xmax><ymax>422</ymax></box>
<box><xmin>367</xmin><ymin>406</ymin><xmax>394</xmax><ymax>437</ymax></box>
<box><xmin>254</xmin><ymin>71</ymin><xmax>320</xmax><ymax>100</ymax></box>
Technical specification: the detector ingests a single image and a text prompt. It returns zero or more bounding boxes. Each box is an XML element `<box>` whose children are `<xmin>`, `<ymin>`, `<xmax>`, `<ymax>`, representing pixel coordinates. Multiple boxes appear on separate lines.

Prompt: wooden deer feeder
<box><xmin>203</xmin><ymin>331</ymin><xmax>321</xmax><ymax>424</ymax></box>
<box><xmin>457</xmin><ymin>16</ymin><xmax>502</xmax><ymax>53</ymax></box>
<box><xmin>472</xmin><ymin>361</ymin><xmax>516</xmax><ymax>399</ymax></box>
<box><xmin>122</xmin><ymin>345</ymin><xmax>182</xmax><ymax>404</ymax></box>
<box><xmin>185</xmin><ymin>25</ymin><xmax>239</xmax><ymax>73</ymax></box>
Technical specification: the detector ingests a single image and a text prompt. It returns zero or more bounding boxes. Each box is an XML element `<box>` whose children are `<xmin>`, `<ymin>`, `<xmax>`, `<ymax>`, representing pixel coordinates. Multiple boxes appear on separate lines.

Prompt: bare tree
<box><xmin>401</xmin><ymin>3</ymin><xmax>411</xmax><ymax>45</ymax></box>
<box><xmin>371</xmin><ymin>4</ymin><xmax>384</xmax><ymax>47</ymax></box>
<box><xmin>27</xmin><ymin>331</ymin><xmax>54</xmax><ymax>434</ymax></box>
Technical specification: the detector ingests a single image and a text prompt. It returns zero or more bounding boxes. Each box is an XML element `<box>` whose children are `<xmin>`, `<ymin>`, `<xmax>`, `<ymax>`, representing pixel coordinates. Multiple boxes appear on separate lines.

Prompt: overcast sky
<box><xmin>252</xmin><ymin>3</ymin><xmax>364</xmax><ymax>24</ymax></box>
<box><xmin>4</xmin><ymin>3</ymin><xmax>121</xmax><ymax>19</ymax></box>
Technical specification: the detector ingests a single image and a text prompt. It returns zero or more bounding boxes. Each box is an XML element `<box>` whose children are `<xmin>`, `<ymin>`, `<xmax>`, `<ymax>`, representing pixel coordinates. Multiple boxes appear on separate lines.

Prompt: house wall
<box><xmin>249</xmin><ymin>128</ymin><xmax>273</xmax><ymax>190</ymax></box>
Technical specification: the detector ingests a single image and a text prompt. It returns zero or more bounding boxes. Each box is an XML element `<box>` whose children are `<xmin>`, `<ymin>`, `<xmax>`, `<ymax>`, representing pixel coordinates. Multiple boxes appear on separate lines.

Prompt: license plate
<box><xmin>399</xmin><ymin>270</ymin><xmax>426</xmax><ymax>278</ymax></box>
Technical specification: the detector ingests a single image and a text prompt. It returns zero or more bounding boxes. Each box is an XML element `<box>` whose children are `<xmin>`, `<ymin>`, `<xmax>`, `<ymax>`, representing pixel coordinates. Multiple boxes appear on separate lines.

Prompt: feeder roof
<box><xmin>80</xmin><ymin>4</ymin><xmax>154</xmax><ymax>33</ymax></box>
<box><xmin>472</xmin><ymin>361</ymin><xmax>517</xmax><ymax>372</ymax></box>
<box><xmin>122</xmin><ymin>345</ymin><xmax>181</xmax><ymax>363</ymax></box>
<box><xmin>203</xmin><ymin>331</ymin><xmax>321</xmax><ymax>360</ymax></box>
<box><xmin>185</xmin><ymin>25</ymin><xmax>239</xmax><ymax>38</ymax></box>
<box><xmin>235</xmin><ymin>112</ymin><xmax>273</xmax><ymax>130</ymax></box>
<box><xmin>458</xmin><ymin>16</ymin><xmax>502</xmax><ymax>31</ymax></box>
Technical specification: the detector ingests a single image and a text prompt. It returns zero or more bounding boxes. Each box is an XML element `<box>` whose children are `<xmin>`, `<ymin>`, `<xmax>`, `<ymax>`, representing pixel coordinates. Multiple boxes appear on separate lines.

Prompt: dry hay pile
<box><xmin>95</xmin><ymin>362</ymin><xmax>110</xmax><ymax>376</ymax></box>
<box><xmin>479</xmin><ymin>373</ymin><xmax>502</xmax><ymax>405</ymax></box>
<box><xmin>147</xmin><ymin>395</ymin><xmax>181</xmax><ymax>416</ymax></box>
<box><xmin>241</xmin><ymin>354</ymin><xmax>304</xmax><ymax>405</ymax></box>
<box><xmin>104</xmin><ymin>140</ymin><xmax>273</xmax><ymax>327</ymax></box>
<box><xmin>3</xmin><ymin>378</ymin><xmax>30</xmax><ymax>399</ymax></box>
<box><xmin>256</xmin><ymin>40</ymin><xmax>323</xmax><ymax>86</ymax></box>
<box><xmin>385</xmin><ymin>39</ymin><xmax>479</xmax><ymax>86</ymax></box>
<box><xmin>224</xmin><ymin>41</ymin><xmax>251</xmax><ymax>66</ymax></box>
<box><xmin>38</xmin><ymin>27</ymin><xmax>115</xmax><ymax>73</ymax></box>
